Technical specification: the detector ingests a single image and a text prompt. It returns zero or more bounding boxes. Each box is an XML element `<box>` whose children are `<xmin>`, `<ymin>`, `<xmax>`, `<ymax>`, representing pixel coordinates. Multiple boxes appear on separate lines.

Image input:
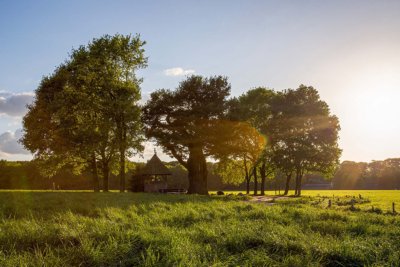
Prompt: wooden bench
<box><xmin>158</xmin><ymin>188</ymin><xmax>187</xmax><ymax>194</ymax></box>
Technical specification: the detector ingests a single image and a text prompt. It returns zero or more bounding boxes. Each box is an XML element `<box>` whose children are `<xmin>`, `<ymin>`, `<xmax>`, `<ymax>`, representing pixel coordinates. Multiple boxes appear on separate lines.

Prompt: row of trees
<box><xmin>22</xmin><ymin>34</ymin><xmax>341</xmax><ymax>195</ymax></box>
<box><xmin>3</xmin><ymin>158</ymin><xmax>400</xmax><ymax>190</ymax></box>
<box><xmin>333</xmin><ymin>159</ymin><xmax>400</xmax><ymax>189</ymax></box>
<box><xmin>221</xmin><ymin>86</ymin><xmax>341</xmax><ymax>196</ymax></box>
<box><xmin>142</xmin><ymin>80</ymin><xmax>341</xmax><ymax>196</ymax></box>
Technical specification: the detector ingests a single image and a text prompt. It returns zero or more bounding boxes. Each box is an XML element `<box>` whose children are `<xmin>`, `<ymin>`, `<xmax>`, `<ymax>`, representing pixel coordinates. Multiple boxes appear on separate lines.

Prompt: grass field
<box><xmin>0</xmin><ymin>190</ymin><xmax>399</xmax><ymax>266</ymax></box>
<box><xmin>216</xmin><ymin>190</ymin><xmax>400</xmax><ymax>212</ymax></box>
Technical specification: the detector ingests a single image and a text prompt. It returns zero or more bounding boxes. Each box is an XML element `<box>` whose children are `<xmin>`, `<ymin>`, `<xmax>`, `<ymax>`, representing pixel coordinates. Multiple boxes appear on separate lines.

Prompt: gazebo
<box><xmin>141</xmin><ymin>152</ymin><xmax>172</xmax><ymax>193</ymax></box>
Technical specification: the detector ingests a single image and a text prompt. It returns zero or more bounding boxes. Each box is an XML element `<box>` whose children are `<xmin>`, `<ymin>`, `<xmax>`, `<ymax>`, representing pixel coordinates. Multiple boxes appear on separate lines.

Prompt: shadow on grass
<box><xmin>0</xmin><ymin>191</ymin><xmax>224</xmax><ymax>219</ymax></box>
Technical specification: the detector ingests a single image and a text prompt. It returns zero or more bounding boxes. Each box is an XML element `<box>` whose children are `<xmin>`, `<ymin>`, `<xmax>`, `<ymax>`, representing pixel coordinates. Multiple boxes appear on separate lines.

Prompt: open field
<box><xmin>0</xmin><ymin>191</ymin><xmax>400</xmax><ymax>266</ymax></box>
<box><xmin>215</xmin><ymin>190</ymin><xmax>400</xmax><ymax>212</ymax></box>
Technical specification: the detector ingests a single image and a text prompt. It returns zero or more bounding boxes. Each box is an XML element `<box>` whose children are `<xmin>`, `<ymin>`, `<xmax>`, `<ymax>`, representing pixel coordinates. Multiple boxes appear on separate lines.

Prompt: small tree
<box><xmin>227</xmin><ymin>87</ymin><xmax>276</xmax><ymax>194</ymax></box>
<box><xmin>215</xmin><ymin>121</ymin><xmax>266</xmax><ymax>195</ymax></box>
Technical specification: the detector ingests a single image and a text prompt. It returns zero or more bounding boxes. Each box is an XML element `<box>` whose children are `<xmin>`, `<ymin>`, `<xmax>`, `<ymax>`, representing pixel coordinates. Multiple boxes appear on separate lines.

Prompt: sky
<box><xmin>0</xmin><ymin>0</ymin><xmax>400</xmax><ymax>163</ymax></box>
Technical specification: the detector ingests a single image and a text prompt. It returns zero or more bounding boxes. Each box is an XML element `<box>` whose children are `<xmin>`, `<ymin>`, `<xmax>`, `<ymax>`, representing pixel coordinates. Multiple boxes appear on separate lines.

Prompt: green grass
<box><xmin>216</xmin><ymin>190</ymin><xmax>400</xmax><ymax>212</ymax></box>
<box><xmin>0</xmin><ymin>191</ymin><xmax>399</xmax><ymax>266</ymax></box>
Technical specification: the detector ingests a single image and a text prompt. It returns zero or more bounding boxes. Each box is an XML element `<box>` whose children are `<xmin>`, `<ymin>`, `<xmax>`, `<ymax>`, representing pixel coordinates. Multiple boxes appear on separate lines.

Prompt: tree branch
<box><xmin>167</xmin><ymin>144</ymin><xmax>188</xmax><ymax>169</ymax></box>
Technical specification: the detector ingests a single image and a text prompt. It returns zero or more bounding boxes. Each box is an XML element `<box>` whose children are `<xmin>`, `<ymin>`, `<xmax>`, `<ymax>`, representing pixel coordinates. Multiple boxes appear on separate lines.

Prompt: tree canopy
<box><xmin>20</xmin><ymin>34</ymin><xmax>342</xmax><ymax>196</ymax></box>
<box><xmin>21</xmin><ymin>34</ymin><xmax>146</xmax><ymax>192</ymax></box>
<box><xmin>270</xmin><ymin>85</ymin><xmax>341</xmax><ymax>195</ymax></box>
<box><xmin>143</xmin><ymin>75</ymin><xmax>237</xmax><ymax>194</ymax></box>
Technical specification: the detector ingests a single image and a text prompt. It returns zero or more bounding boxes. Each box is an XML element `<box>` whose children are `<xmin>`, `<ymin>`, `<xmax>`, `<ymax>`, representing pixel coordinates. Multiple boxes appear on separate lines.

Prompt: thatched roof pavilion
<box><xmin>141</xmin><ymin>153</ymin><xmax>172</xmax><ymax>176</ymax></box>
<box><xmin>140</xmin><ymin>152</ymin><xmax>171</xmax><ymax>192</ymax></box>
<box><xmin>131</xmin><ymin>151</ymin><xmax>185</xmax><ymax>193</ymax></box>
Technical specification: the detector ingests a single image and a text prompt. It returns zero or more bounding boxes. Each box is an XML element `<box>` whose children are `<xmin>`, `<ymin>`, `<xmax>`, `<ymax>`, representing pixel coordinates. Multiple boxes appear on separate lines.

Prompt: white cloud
<box><xmin>0</xmin><ymin>129</ymin><xmax>30</xmax><ymax>155</ymax></box>
<box><xmin>164</xmin><ymin>67</ymin><xmax>195</xmax><ymax>77</ymax></box>
<box><xmin>0</xmin><ymin>92</ymin><xmax>34</xmax><ymax>117</ymax></box>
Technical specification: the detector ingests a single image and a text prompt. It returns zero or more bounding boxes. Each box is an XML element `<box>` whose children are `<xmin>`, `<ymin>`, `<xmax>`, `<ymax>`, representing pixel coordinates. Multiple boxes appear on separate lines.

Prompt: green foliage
<box><xmin>0</xmin><ymin>160</ymin><xmax>142</xmax><ymax>190</ymax></box>
<box><xmin>0</xmin><ymin>191</ymin><xmax>399</xmax><ymax>266</ymax></box>
<box><xmin>21</xmin><ymin>34</ymin><xmax>147</xmax><ymax>191</ymax></box>
<box><xmin>226</xmin><ymin>88</ymin><xmax>276</xmax><ymax>188</ymax></box>
<box><xmin>271</xmin><ymin>85</ymin><xmax>341</xmax><ymax>176</ymax></box>
<box><xmin>228</xmin><ymin>87</ymin><xmax>276</xmax><ymax>133</ymax></box>
<box><xmin>214</xmin><ymin>159</ymin><xmax>246</xmax><ymax>186</ymax></box>
<box><xmin>142</xmin><ymin>75</ymin><xmax>234</xmax><ymax>194</ymax></box>
<box><xmin>142</xmin><ymin>75</ymin><xmax>231</xmax><ymax>165</ymax></box>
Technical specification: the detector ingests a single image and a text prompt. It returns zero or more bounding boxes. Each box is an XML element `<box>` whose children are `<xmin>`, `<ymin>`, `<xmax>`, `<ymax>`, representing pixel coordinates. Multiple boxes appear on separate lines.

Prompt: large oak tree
<box><xmin>142</xmin><ymin>75</ymin><xmax>232</xmax><ymax>195</ymax></box>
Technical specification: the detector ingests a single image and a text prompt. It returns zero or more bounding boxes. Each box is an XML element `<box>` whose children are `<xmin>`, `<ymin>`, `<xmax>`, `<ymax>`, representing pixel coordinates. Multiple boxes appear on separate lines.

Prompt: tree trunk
<box><xmin>253</xmin><ymin>166</ymin><xmax>258</xmax><ymax>196</ymax></box>
<box><xmin>91</xmin><ymin>153</ymin><xmax>100</xmax><ymax>192</ymax></box>
<box><xmin>283</xmin><ymin>173</ymin><xmax>292</xmax><ymax>195</ymax></box>
<box><xmin>102</xmin><ymin>164</ymin><xmax>109</xmax><ymax>192</ymax></box>
<box><xmin>244</xmin><ymin>157</ymin><xmax>250</xmax><ymax>194</ymax></box>
<box><xmin>278</xmin><ymin>175</ymin><xmax>281</xmax><ymax>195</ymax></box>
<box><xmin>119</xmin><ymin>152</ymin><xmax>125</xmax><ymax>192</ymax></box>
<box><xmin>259</xmin><ymin>162</ymin><xmax>266</xmax><ymax>195</ymax></box>
<box><xmin>295</xmin><ymin>171</ymin><xmax>303</xmax><ymax>196</ymax></box>
<box><xmin>187</xmin><ymin>146</ymin><xmax>208</xmax><ymax>195</ymax></box>
<box><xmin>245</xmin><ymin>174</ymin><xmax>250</xmax><ymax>195</ymax></box>
<box><xmin>118</xmin><ymin>117</ymin><xmax>127</xmax><ymax>193</ymax></box>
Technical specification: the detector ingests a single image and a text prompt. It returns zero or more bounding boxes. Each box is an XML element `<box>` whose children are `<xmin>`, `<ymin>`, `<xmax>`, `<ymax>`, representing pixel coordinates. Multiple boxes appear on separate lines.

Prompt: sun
<box><xmin>348</xmin><ymin>68</ymin><xmax>400</xmax><ymax>142</ymax></box>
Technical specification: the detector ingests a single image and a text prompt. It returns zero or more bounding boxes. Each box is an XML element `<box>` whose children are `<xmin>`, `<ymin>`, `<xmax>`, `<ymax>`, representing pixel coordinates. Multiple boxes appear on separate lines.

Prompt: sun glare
<box><xmin>339</xmin><ymin>65</ymin><xmax>400</xmax><ymax>161</ymax></box>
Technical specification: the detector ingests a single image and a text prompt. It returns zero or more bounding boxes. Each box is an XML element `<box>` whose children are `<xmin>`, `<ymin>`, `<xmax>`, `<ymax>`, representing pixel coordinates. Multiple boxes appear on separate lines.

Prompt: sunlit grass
<box><xmin>0</xmin><ymin>191</ymin><xmax>399</xmax><ymax>266</ymax></box>
<box><xmin>213</xmin><ymin>190</ymin><xmax>400</xmax><ymax>211</ymax></box>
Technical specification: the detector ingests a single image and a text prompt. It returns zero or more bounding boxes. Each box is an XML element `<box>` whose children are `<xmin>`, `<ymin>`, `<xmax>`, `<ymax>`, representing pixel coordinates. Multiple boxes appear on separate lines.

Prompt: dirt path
<box><xmin>246</xmin><ymin>195</ymin><xmax>289</xmax><ymax>205</ymax></box>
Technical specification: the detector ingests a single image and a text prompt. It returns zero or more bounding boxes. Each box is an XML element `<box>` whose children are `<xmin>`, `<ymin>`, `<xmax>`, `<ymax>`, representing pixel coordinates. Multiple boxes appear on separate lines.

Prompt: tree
<box><xmin>270</xmin><ymin>85</ymin><xmax>341</xmax><ymax>196</ymax></box>
<box><xmin>214</xmin><ymin>159</ymin><xmax>247</xmax><ymax>186</ymax></box>
<box><xmin>21</xmin><ymin>64</ymin><xmax>98</xmax><ymax>188</ymax></box>
<box><xmin>142</xmin><ymin>75</ymin><xmax>232</xmax><ymax>195</ymax></box>
<box><xmin>69</xmin><ymin>34</ymin><xmax>147</xmax><ymax>192</ymax></box>
<box><xmin>227</xmin><ymin>88</ymin><xmax>276</xmax><ymax>195</ymax></box>
<box><xmin>21</xmin><ymin>34</ymin><xmax>146</xmax><ymax>192</ymax></box>
<box><xmin>258</xmin><ymin>148</ymin><xmax>277</xmax><ymax>195</ymax></box>
<box><xmin>214</xmin><ymin>121</ymin><xmax>266</xmax><ymax>194</ymax></box>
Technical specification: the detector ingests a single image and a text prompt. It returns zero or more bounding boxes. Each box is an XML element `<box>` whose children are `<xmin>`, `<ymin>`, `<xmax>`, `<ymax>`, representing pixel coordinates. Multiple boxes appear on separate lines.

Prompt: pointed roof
<box><xmin>141</xmin><ymin>153</ymin><xmax>172</xmax><ymax>175</ymax></box>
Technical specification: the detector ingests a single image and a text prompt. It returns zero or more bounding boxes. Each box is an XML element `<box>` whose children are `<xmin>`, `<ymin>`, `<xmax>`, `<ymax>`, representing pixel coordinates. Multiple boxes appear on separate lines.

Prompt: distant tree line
<box><xmin>0</xmin><ymin>160</ymin><xmax>235</xmax><ymax>190</ymax></box>
<box><xmin>20</xmin><ymin>34</ymin><xmax>341</xmax><ymax>195</ymax></box>
<box><xmin>333</xmin><ymin>159</ymin><xmax>400</xmax><ymax>189</ymax></box>
<box><xmin>2</xmin><ymin>158</ymin><xmax>399</xmax><ymax>190</ymax></box>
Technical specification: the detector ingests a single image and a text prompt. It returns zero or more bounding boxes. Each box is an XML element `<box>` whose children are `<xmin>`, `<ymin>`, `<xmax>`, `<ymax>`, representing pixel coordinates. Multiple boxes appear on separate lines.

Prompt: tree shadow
<box><xmin>0</xmin><ymin>191</ymin><xmax>224</xmax><ymax>219</ymax></box>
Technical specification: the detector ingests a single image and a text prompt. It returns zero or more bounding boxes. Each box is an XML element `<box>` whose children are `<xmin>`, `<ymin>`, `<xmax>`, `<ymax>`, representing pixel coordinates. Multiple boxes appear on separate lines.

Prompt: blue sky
<box><xmin>1</xmin><ymin>0</ymin><xmax>400</xmax><ymax>162</ymax></box>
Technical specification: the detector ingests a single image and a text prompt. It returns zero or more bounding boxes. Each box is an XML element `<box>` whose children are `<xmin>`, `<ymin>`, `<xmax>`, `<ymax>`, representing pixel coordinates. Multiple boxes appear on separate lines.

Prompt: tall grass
<box><xmin>0</xmin><ymin>191</ymin><xmax>399</xmax><ymax>266</ymax></box>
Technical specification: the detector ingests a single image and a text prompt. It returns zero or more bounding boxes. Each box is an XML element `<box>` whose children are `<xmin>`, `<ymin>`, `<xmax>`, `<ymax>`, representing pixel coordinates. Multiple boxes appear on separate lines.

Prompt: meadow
<box><xmin>0</xmin><ymin>190</ymin><xmax>399</xmax><ymax>266</ymax></box>
<box><xmin>218</xmin><ymin>190</ymin><xmax>400</xmax><ymax>212</ymax></box>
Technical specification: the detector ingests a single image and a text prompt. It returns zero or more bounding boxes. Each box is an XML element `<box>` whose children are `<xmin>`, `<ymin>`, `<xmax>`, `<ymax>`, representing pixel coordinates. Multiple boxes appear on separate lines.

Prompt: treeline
<box><xmin>333</xmin><ymin>158</ymin><xmax>400</xmax><ymax>189</ymax></box>
<box><xmin>21</xmin><ymin>33</ymin><xmax>341</xmax><ymax>195</ymax></box>
<box><xmin>0</xmin><ymin>160</ymin><xmax>232</xmax><ymax>190</ymax></box>
<box><xmin>143</xmin><ymin>79</ymin><xmax>341</xmax><ymax>196</ymax></box>
<box><xmin>2</xmin><ymin>159</ymin><xmax>399</xmax><ymax>190</ymax></box>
